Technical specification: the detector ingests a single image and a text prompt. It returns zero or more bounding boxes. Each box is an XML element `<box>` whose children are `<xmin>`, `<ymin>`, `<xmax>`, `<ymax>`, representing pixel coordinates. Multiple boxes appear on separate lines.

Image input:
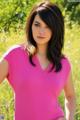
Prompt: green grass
<box><xmin>0</xmin><ymin>24</ymin><xmax>80</xmax><ymax>119</ymax></box>
<box><xmin>64</xmin><ymin>24</ymin><xmax>80</xmax><ymax>119</ymax></box>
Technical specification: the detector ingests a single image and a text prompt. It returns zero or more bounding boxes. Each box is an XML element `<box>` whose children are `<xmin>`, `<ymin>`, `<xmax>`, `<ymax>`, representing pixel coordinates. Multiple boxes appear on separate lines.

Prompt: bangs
<box><xmin>36</xmin><ymin>8</ymin><xmax>55</xmax><ymax>31</ymax></box>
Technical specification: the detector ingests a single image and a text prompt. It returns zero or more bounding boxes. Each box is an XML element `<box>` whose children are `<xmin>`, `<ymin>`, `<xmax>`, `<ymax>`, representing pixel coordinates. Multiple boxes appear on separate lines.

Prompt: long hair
<box><xmin>25</xmin><ymin>1</ymin><xmax>65</xmax><ymax>72</ymax></box>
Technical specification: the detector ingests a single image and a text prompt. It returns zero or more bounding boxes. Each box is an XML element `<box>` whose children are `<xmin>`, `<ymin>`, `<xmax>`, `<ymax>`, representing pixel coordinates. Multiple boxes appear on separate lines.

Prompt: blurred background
<box><xmin>0</xmin><ymin>0</ymin><xmax>80</xmax><ymax>120</ymax></box>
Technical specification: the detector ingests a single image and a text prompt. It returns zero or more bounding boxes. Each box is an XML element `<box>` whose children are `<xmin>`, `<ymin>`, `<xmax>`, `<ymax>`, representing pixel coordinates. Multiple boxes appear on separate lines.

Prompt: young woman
<box><xmin>0</xmin><ymin>1</ymin><xmax>76</xmax><ymax>120</ymax></box>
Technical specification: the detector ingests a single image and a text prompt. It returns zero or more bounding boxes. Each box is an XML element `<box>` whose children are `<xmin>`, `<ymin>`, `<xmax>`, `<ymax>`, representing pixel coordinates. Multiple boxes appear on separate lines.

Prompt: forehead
<box><xmin>33</xmin><ymin>14</ymin><xmax>46</xmax><ymax>24</ymax></box>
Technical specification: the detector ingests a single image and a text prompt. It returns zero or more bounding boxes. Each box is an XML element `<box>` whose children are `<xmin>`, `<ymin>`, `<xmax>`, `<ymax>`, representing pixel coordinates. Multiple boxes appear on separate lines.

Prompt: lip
<box><xmin>37</xmin><ymin>36</ymin><xmax>45</xmax><ymax>39</ymax></box>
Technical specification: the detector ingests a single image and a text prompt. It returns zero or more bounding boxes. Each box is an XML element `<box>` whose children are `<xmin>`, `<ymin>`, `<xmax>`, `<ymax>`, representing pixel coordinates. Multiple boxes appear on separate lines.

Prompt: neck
<box><xmin>36</xmin><ymin>44</ymin><xmax>48</xmax><ymax>58</ymax></box>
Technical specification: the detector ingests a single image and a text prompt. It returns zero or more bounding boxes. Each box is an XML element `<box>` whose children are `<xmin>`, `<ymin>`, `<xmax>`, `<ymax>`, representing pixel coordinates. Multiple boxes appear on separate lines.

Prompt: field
<box><xmin>0</xmin><ymin>23</ymin><xmax>80</xmax><ymax>119</ymax></box>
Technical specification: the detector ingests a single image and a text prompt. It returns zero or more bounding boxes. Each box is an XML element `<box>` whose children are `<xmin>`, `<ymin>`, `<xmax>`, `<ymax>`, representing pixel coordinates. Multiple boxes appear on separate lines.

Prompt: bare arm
<box><xmin>64</xmin><ymin>71</ymin><xmax>76</xmax><ymax>120</ymax></box>
<box><xmin>0</xmin><ymin>59</ymin><xmax>8</xmax><ymax>84</ymax></box>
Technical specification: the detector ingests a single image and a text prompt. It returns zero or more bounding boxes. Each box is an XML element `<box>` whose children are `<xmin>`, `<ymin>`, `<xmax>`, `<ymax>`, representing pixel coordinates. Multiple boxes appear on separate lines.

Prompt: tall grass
<box><xmin>0</xmin><ymin>24</ymin><xmax>80</xmax><ymax>119</ymax></box>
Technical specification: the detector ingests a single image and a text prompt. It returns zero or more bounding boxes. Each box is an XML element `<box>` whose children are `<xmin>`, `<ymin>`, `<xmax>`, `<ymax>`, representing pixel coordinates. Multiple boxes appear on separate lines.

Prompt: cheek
<box><xmin>32</xmin><ymin>26</ymin><xmax>38</xmax><ymax>36</ymax></box>
<box><xmin>32</xmin><ymin>28</ymin><xmax>37</xmax><ymax>40</ymax></box>
<box><xmin>32</xmin><ymin>26</ymin><xmax>35</xmax><ymax>35</ymax></box>
<box><xmin>47</xmin><ymin>31</ymin><xmax>52</xmax><ymax>39</ymax></box>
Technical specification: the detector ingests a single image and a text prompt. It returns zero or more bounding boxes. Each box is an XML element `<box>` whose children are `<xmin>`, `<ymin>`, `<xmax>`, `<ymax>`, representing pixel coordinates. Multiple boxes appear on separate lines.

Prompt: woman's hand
<box><xmin>51</xmin><ymin>117</ymin><xmax>65</xmax><ymax>120</ymax></box>
<box><xmin>57</xmin><ymin>117</ymin><xmax>65</xmax><ymax>120</ymax></box>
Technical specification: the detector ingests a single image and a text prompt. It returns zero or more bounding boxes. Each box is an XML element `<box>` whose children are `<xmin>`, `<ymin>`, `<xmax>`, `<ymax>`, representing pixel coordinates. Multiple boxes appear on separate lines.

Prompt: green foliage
<box><xmin>0</xmin><ymin>0</ymin><xmax>80</xmax><ymax>32</ymax></box>
<box><xmin>65</xmin><ymin>2</ymin><xmax>80</xmax><ymax>25</ymax></box>
<box><xmin>0</xmin><ymin>0</ymin><xmax>38</xmax><ymax>32</ymax></box>
<box><xmin>51</xmin><ymin>0</ymin><xmax>80</xmax><ymax>26</ymax></box>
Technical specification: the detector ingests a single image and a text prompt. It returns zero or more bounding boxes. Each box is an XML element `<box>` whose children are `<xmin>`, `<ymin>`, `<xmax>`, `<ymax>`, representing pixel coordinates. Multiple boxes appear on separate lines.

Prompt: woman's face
<box><xmin>32</xmin><ymin>14</ymin><xmax>52</xmax><ymax>46</ymax></box>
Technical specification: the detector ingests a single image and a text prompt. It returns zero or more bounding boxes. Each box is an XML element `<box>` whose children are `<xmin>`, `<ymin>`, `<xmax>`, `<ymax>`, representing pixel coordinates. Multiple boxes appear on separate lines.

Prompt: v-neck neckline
<box><xmin>23</xmin><ymin>47</ymin><xmax>52</xmax><ymax>72</ymax></box>
<box><xmin>34</xmin><ymin>54</ymin><xmax>52</xmax><ymax>72</ymax></box>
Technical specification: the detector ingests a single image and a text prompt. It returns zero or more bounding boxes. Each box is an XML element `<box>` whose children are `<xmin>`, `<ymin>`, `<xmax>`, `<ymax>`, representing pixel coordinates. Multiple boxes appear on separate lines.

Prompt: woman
<box><xmin>0</xmin><ymin>1</ymin><xmax>76</xmax><ymax>120</ymax></box>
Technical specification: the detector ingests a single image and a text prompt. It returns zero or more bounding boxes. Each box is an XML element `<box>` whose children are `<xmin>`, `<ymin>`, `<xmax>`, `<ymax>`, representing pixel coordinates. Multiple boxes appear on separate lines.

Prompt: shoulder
<box><xmin>61</xmin><ymin>56</ymin><xmax>71</xmax><ymax>66</ymax></box>
<box><xmin>61</xmin><ymin>55</ymin><xmax>71</xmax><ymax>73</ymax></box>
<box><xmin>3</xmin><ymin>44</ymin><xmax>25</xmax><ymax>57</ymax></box>
<box><xmin>2</xmin><ymin>44</ymin><xmax>28</xmax><ymax>61</ymax></box>
<box><xmin>5</xmin><ymin>44</ymin><xmax>24</xmax><ymax>54</ymax></box>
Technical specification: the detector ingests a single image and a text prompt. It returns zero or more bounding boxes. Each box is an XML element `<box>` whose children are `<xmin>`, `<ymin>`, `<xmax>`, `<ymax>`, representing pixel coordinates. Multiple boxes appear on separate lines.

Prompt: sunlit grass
<box><xmin>64</xmin><ymin>24</ymin><xmax>80</xmax><ymax>119</ymax></box>
<box><xmin>0</xmin><ymin>24</ymin><xmax>80</xmax><ymax>119</ymax></box>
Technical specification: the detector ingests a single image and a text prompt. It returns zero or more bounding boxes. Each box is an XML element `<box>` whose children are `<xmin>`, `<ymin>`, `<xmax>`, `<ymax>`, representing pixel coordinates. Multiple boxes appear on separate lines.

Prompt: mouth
<box><xmin>37</xmin><ymin>36</ymin><xmax>45</xmax><ymax>39</ymax></box>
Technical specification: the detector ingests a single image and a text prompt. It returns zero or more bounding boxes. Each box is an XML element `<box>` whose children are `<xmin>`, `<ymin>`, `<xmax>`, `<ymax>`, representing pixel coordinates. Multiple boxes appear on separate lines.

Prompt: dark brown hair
<box><xmin>26</xmin><ymin>1</ymin><xmax>65</xmax><ymax>72</ymax></box>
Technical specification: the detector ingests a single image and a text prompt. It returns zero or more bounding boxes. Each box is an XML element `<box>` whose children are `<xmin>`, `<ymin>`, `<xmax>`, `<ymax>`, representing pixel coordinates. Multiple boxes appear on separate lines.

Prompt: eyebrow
<box><xmin>34</xmin><ymin>21</ymin><xmax>40</xmax><ymax>24</ymax></box>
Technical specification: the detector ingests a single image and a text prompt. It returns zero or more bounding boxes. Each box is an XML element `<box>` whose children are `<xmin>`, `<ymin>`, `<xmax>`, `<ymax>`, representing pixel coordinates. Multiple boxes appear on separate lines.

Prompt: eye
<box><xmin>34</xmin><ymin>23</ymin><xmax>40</xmax><ymax>27</ymax></box>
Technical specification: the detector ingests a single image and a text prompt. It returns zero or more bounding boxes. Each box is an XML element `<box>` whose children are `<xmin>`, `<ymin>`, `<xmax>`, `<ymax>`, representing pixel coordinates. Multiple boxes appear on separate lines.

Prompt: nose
<box><xmin>39</xmin><ymin>28</ymin><xmax>45</xmax><ymax>35</ymax></box>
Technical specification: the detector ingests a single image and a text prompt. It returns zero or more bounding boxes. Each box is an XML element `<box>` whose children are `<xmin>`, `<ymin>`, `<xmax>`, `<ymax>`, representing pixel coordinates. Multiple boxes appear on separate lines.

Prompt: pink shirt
<box><xmin>3</xmin><ymin>45</ymin><xmax>71</xmax><ymax>120</ymax></box>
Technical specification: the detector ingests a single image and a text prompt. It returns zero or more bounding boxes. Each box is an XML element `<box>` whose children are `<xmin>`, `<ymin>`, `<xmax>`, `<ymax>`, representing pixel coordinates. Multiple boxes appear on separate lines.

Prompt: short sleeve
<box><xmin>2</xmin><ymin>45</ymin><xmax>21</xmax><ymax>81</ymax></box>
<box><xmin>3</xmin><ymin>45</ymin><xmax>20</xmax><ymax>60</ymax></box>
<box><xmin>61</xmin><ymin>56</ymin><xmax>71</xmax><ymax>86</ymax></box>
